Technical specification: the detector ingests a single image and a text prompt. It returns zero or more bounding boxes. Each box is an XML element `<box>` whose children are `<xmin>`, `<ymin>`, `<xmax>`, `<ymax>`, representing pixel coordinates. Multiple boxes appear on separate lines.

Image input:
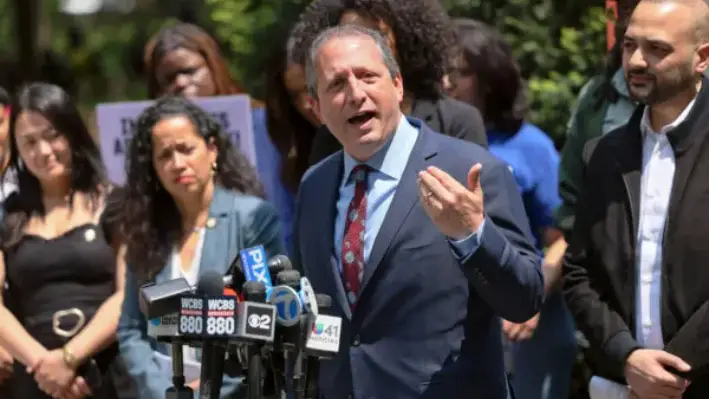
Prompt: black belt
<box><xmin>23</xmin><ymin>307</ymin><xmax>97</xmax><ymax>338</ymax></box>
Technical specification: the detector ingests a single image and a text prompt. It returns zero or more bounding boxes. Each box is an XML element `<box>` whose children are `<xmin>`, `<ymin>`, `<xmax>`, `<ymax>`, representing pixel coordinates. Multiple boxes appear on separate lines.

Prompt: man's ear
<box><xmin>308</xmin><ymin>94</ymin><xmax>322</xmax><ymax>122</ymax></box>
<box><xmin>393</xmin><ymin>73</ymin><xmax>404</xmax><ymax>103</ymax></box>
<box><xmin>696</xmin><ymin>42</ymin><xmax>709</xmax><ymax>75</ymax></box>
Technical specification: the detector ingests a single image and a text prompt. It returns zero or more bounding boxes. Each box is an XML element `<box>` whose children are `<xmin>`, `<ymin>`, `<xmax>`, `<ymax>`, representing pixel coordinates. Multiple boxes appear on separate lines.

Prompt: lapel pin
<box><xmin>206</xmin><ymin>218</ymin><xmax>217</xmax><ymax>229</ymax></box>
<box><xmin>84</xmin><ymin>228</ymin><xmax>96</xmax><ymax>242</ymax></box>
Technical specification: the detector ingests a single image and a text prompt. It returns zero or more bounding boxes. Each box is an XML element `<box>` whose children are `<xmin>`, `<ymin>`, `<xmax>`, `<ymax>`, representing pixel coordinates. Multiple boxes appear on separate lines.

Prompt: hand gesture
<box><xmin>417</xmin><ymin>164</ymin><xmax>485</xmax><ymax>240</ymax></box>
<box><xmin>502</xmin><ymin>313</ymin><xmax>540</xmax><ymax>342</ymax></box>
<box><xmin>624</xmin><ymin>349</ymin><xmax>690</xmax><ymax>399</ymax></box>
<box><xmin>29</xmin><ymin>349</ymin><xmax>76</xmax><ymax>398</ymax></box>
<box><xmin>0</xmin><ymin>345</ymin><xmax>13</xmax><ymax>385</ymax></box>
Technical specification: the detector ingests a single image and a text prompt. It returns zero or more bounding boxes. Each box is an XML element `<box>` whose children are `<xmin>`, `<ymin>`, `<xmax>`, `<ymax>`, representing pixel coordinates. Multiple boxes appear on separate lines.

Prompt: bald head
<box><xmin>623</xmin><ymin>0</ymin><xmax>709</xmax><ymax>105</ymax></box>
<box><xmin>634</xmin><ymin>0</ymin><xmax>709</xmax><ymax>42</ymax></box>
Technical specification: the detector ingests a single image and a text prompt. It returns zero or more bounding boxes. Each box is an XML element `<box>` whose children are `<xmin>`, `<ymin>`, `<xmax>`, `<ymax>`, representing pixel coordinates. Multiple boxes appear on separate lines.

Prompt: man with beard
<box><xmin>562</xmin><ymin>0</ymin><xmax>709</xmax><ymax>398</ymax></box>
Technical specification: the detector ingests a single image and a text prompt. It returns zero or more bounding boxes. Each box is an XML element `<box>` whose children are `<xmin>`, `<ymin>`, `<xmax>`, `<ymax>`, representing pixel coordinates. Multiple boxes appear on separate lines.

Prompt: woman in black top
<box><xmin>0</xmin><ymin>82</ymin><xmax>132</xmax><ymax>399</ymax></box>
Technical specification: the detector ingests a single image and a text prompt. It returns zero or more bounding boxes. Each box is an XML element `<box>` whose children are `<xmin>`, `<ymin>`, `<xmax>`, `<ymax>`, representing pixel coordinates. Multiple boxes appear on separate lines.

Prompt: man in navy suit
<box><xmin>291</xmin><ymin>24</ymin><xmax>544</xmax><ymax>399</ymax></box>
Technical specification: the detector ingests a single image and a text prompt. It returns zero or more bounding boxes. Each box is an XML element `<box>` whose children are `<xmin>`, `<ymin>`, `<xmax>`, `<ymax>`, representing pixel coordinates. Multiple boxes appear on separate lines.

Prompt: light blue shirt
<box><xmin>333</xmin><ymin>115</ymin><xmax>484</xmax><ymax>274</ymax></box>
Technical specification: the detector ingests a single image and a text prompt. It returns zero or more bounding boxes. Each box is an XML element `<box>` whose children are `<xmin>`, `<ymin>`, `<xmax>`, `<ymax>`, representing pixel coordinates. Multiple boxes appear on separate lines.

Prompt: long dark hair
<box><xmin>122</xmin><ymin>95</ymin><xmax>264</xmax><ymax>281</ymax></box>
<box><xmin>293</xmin><ymin>0</ymin><xmax>457</xmax><ymax>100</ymax></box>
<box><xmin>144</xmin><ymin>22</ymin><xmax>244</xmax><ymax>99</ymax></box>
<box><xmin>265</xmin><ymin>22</ymin><xmax>317</xmax><ymax>193</ymax></box>
<box><xmin>0</xmin><ymin>82</ymin><xmax>107</xmax><ymax>250</ymax></box>
<box><xmin>454</xmin><ymin>19</ymin><xmax>528</xmax><ymax>134</ymax></box>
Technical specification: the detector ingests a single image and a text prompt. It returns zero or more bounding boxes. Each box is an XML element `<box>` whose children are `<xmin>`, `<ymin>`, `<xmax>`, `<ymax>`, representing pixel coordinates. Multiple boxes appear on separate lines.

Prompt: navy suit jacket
<box><xmin>292</xmin><ymin>119</ymin><xmax>545</xmax><ymax>399</ymax></box>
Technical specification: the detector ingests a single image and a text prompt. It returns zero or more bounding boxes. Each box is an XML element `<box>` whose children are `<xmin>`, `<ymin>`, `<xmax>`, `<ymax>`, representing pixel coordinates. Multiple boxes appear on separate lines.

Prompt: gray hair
<box><xmin>305</xmin><ymin>24</ymin><xmax>401</xmax><ymax>98</ymax></box>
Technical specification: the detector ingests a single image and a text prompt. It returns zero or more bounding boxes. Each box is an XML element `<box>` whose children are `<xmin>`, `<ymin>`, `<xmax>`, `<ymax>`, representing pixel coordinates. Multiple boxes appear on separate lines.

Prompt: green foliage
<box><xmin>446</xmin><ymin>0</ymin><xmax>608</xmax><ymax>143</ymax></box>
<box><xmin>205</xmin><ymin>0</ymin><xmax>310</xmax><ymax>99</ymax></box>
<box><xmin>206</xmin><ymin>0</ymin><xmax>608</xmax><ymax>143</ymax></box>
<box><xmin>1</xmin><ymin>0</ymin><xmax>608</xmax><ymax>144</ymax></box>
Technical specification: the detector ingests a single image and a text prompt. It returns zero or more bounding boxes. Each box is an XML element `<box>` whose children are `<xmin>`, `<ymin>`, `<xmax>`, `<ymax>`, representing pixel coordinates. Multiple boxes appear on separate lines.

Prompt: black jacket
<box><xmin>308</xmin><ymin>96</ymin><xmax>487</xmax><ymax>165</ymax></box>
<box><xmin>563</xmin><ymin>76</ymin><xmax>709</xmax><ymax>397</ymax></box>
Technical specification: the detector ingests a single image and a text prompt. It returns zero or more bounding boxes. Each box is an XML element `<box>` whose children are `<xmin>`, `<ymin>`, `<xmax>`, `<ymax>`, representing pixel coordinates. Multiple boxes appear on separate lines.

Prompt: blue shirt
<box><xmin>251</xmin><ymin>108</ymin><xmax>294</xmax><ymax>253</ymax></box>
<box><xmin>334</xmin><ymin>116</ymin><xmax>483</xmax><ymax>273</ymax></box>
<box><xmin>487</xmin><ymin>122</ymin><xmax>560</xmax><ymax>250</ymax></box>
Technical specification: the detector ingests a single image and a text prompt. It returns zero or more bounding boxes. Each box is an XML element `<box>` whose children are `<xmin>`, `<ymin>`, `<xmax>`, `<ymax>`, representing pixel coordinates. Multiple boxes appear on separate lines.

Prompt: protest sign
<box><xmin>96</xmin><ymin>95</ymin><xmax>255</xmax><ymax>185</ymax></box>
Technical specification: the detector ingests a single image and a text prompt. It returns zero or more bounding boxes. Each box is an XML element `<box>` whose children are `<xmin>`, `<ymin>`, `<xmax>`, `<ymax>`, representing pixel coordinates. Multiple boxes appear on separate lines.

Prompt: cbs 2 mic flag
<box><xmin>95</xmin><ymin>95</ymin><xmax>256</xmax><ymax>185</ymax></box>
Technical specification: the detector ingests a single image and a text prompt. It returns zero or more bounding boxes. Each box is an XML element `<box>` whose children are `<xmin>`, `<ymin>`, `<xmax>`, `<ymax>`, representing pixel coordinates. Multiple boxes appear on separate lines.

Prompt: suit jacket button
<box><xmin>352</xmin><ymin>335</ymin><xmax>361</xmax><ymax>346</ymax></box>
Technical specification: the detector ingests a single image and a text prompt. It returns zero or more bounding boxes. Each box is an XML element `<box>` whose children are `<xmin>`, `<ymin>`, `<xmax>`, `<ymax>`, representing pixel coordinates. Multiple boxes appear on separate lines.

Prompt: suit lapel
<box><xmin>614</xmin><ymin>110</ymin><xmax>644</xmax><ymax>245</ymax></box>
<box><xmin>610</xmin><ymin>112</ymin><xmax>643</xmax><ymax>332</ymax></box>
<box><xmin>198</xmin><ymin>187</ymin><xmax>232</xmax><ymax>278</ymax></box>
<box><xmin>359</xmin><ymin>128</ymin><xmax>437</xmax><ymax>295</ymax></box>
<box><xmin>312</xmin><ymin>154</ymin><xmax>352</xmax><ymax>319</ymax></box>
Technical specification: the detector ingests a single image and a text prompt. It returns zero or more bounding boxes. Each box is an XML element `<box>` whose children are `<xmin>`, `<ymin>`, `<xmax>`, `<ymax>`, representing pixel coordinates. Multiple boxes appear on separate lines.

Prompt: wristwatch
<box><xmin>62</xmin><ymin>346</ymin><xmax>80</xmax><ymax>369</ymax></box>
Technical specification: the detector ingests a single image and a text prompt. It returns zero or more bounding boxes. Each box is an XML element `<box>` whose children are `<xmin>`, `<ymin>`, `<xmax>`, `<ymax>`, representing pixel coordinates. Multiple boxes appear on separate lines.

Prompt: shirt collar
<box><xmin>342</xmin><ymin>114</ymin><xmax>417</xmax><ymax>185</ymax></box>
<box><xmin>612</xmin><ymin>68</ymin><xmax>631</xmax><ymax>99</ymax></box>
<box><xmin>640</xmin><ymin>95</ymin><xmax>697</xmax><ymax>137</ymax></box>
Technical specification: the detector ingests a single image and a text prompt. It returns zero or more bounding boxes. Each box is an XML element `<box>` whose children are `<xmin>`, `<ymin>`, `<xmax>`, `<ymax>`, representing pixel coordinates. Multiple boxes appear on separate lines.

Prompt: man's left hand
<box><xmin>418</xmin><ymin>164</ymin><xmax>485</xmax><ymax>240</ymax></box>
<box><xmin>502</xmin><ymin>313</ymin><xmax>540</xmax><ymax>341</ymax></box>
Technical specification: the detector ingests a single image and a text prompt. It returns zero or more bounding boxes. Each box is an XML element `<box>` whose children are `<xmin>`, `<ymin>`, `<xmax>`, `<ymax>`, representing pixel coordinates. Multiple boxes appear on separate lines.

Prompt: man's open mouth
<box><xmin>348</xmin><ymin>111</ymin><xmax>376</xmax><ymax>125</ymax></box>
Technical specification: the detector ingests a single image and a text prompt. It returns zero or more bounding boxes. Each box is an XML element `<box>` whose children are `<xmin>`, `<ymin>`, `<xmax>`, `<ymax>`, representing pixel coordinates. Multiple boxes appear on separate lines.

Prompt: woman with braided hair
<box><xmin>117</xmin><ymin>95</ymin><xmax>285</xmax><ymax>398</ymax></box>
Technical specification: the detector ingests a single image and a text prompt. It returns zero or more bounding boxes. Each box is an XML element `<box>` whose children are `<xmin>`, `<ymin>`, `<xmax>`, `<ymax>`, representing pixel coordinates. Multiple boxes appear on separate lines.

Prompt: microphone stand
<box><xmin>166</xmin><ymin>341</ymin><xmax>194</xmax><ymax>399</ymax></box>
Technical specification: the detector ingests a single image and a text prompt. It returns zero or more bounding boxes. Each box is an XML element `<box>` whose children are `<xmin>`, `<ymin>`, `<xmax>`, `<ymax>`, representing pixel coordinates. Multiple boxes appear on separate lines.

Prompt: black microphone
<box><xmin>198</xmin><ymin>271</ymin><xmax>228</xmax><ymax>399</ymax></box>
<box><xmin>304</xmin><ymin>294</ymin><xmax>333</xmax><ymax>399</ymax></box>
<box><xmin>242</xmin><ymin>281</ymin><xmax>268</xmax><ymax>399</ymax></box>
<box><xmin>272</xmin><ymin>270</ymin><xmax>306</xmax><ymax>399</ymax></box>
<box><xmin>227</xmin><ymin>253</ymin><xmax>293</xmax><ymax>294</ymax></box>
<box><xmin>140</xmin><ymin>274</ymin><xmax>235</xmax><ymax>320</ymax></box>
<box><xmin>267</xmin><ymin>254</ymin><xmax>292</xmax><ymax>276</ymax></box>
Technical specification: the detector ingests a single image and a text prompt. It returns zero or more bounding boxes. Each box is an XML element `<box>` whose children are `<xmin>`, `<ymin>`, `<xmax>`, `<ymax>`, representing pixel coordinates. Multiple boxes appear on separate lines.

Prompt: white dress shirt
<box><xmin>634</xmin><ymin>98</ymin><xmax>695</xmax><ymax>349</ymax></box>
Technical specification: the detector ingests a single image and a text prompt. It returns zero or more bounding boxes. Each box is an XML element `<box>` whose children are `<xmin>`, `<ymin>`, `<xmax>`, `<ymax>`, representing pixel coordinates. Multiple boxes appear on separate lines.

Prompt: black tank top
<box><xmin>4</xmin><ymin>217</ymin><xmax>115</xmax><ymax>347</ymax></box>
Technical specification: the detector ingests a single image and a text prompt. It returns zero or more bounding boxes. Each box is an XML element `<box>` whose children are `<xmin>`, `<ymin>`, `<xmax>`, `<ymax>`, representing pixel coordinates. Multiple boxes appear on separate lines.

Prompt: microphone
<box><xmin>140</xmin><ymin>277</ymin><xmax>193</xmax><ymax>319</ymax></box>
<box><xmin>198</xmin><ymin>271</ymin><xmax>229</xmax><ymax>399</ymax></box>
<box><xmin>227</xmin><ymin>249</ymin><xmax>293</xmax><ymax>300</ymax></box>
<box><xmin>269</xmin><ymin>270</ymin><xmax>307</xmax><ymax>399</ymax></box>
<box><xmin>303</xmin><ymin>294</ymin><xmax>335</xmax><ymax>399</ymax></box>
<box><xmin>304</xmin><ymin>294</ymin><xmax>342</xmax><ymax>358</ymax></box>
<box><xmin>267</xmin><ymin>254</ymin><xmax>292</xmax><ymax>276</ymax></box>
<box><xmin>239</xmin><ymin>246</ymin><xmax>273</xmax><ymax>290</ymax></box>
<box><xmin>242</xmin><ymin>281</ymin><xmax>268</xmax><ymax>399</ymax></box>
<box><xmin>270</xmin><ymin>270</ymin><xmax>303</xmax><ymax>327</ymax></box>
<box><xmin>140</xmin><ymin>273</ymin><xmax>236</xmax><ymax>320</ymax></box>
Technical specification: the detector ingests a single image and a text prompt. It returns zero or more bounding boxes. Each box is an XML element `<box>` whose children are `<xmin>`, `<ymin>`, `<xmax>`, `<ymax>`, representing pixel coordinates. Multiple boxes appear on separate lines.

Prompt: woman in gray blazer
<box><xmin>117</xmin><ymin>96</ymin><xmax>285</xmax><ymax>398</ymax></box>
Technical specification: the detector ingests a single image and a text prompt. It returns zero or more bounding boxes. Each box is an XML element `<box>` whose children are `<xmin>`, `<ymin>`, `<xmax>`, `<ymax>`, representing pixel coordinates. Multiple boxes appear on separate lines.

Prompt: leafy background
<box><xmin>0</xmin><ymin>0</ymin><xmax>610</xmax><ymax>146</ymax></box>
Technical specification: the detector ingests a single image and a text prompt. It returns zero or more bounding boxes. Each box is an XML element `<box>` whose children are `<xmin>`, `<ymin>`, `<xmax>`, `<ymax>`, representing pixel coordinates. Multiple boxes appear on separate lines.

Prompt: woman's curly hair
<box><xmin>291</xmin><ymin>0</ymin><xmax>457</xmax><ymax>100</ymax></box>
<box><xmin>122</xmin><ymin>95</ymin><xmax>264</xmax><ymax>281</ymax></box>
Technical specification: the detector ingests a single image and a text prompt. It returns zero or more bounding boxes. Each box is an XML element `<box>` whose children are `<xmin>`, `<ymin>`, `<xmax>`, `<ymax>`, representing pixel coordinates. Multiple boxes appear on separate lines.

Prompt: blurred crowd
<box><xmin>0</xmin><ymin>0</ymin><xmax>707</xmax><ymax>398</ymax></box>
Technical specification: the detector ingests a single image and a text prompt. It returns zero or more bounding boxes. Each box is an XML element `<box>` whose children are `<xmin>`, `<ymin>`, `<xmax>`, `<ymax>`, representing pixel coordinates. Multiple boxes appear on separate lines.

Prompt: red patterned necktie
<box><xmin>342</xmin><ymin>164</ymin><xmax>369</xmax><ymax>309</ymax></box>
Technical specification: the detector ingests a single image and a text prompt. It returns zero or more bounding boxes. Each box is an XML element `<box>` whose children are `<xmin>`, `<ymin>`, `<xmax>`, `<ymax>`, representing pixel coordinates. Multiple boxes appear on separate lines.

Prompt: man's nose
<box><xmin>347</xmin><ymin>79</ymin><xmax>367</xmax><ymax>105</ymax></box>
<box><xmin>628</xmin><ymin>47</ymin><xmax>648</xmax><ymax>70</ymax></box>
